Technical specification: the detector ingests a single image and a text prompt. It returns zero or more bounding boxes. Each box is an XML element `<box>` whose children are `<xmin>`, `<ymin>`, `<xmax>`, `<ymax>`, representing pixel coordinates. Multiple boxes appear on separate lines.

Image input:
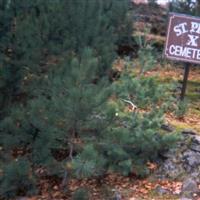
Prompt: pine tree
<box><xmin>0</xmin><ymin>0</ymin><xmax>131</xmax><ymax>197</ymax></box>
<box><xmin>0</xmin><ymin>0</ymin><xmax>130</xmax><ymax>115</ymax></box>
<box><xmin>0</xmin><ymin>0</ymin><xmax>46</xmax><ymax>118</ymax></box>
<box><xmin>0</xmin><ymin>0</ymin><xmax>178</xmax><ymax>198</ymax></box>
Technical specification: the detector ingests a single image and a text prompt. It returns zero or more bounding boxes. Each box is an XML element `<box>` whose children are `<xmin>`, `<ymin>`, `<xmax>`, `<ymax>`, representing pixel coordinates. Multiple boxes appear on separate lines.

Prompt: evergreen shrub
<box><xmin>0</xmin><ymin>0</ymin><xmax>179</xmax><ymax>198</ymax></box>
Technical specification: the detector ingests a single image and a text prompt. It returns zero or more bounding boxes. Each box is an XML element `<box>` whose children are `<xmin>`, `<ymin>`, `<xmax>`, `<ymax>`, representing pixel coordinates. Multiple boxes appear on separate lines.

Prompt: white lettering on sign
<box><xmin>173</xmin><ymin>22</ymin><xmax>188</xmax><ymax>36</ymax></box>
<box><xmin>165</xmin><ymin>13</ymin><xmax>200</xmax><ymax>64</ymax></box>
<box><xmin>190</xmin><ymin>22</ymin><xmax>200</xmax><ymax>34</ymax></box>
<box><xmin>187</xmin><ymin>34</ymin><xmax>199</xmax><ymax>46</ymax></box>
<box><xmin>169</xmin><ymin>45</ymin><xmax>200</xmax><ymax>60</ymax></box>
<box><xmin>173</xmin><ymin>21</ymin><xmax>200</xmax><ymax>47</ymax></box>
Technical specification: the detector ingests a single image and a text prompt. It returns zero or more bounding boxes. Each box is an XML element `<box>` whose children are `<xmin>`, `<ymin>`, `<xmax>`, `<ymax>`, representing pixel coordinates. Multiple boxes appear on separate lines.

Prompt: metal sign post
<box><xmin>180</xmin><ymin>63</ymin><xmax>190</xmax><ymax>100</ymax></box>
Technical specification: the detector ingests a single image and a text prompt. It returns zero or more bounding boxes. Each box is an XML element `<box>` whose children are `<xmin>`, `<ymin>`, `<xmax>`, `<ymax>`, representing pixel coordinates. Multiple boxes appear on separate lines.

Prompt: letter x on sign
<box><xmin>165</xmin><ymin>13</ymin><xmax>200</xmax><ymax>64</ymax></box>
<box><xmin>187</xmin><ymin>34</ymin><xmax>199</xmax><ymax>47</ymax></box>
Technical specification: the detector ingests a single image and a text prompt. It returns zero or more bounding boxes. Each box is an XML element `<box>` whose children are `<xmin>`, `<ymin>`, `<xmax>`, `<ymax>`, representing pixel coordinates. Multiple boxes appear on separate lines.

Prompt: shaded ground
<box><xmin>21</xmin><ymin>173</ymin><xmax>183</xmax><ymax>200</ymax></box>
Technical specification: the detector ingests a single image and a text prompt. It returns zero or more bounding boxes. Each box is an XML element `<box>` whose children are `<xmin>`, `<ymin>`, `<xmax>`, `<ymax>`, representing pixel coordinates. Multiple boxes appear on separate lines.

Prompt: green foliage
<box><xmin>0</xmin><ymin>0</ymin><xmax>179</xmax><ymax>198</ymax></box>
<box><xmin>174</xmin><ymin>99</ymin><xmax>189</xmax><ymax>118</ymax></box>
<box><xmin>135</xmin><ymin>33</ymin><xmax>156</xmax><ymax>75</ymax></box>
<box><xmin>0</xmin><ymin>158</ymin><xmax>36</xmax><ymax>199</ymax></box>
<box><xmin>169</xmin><ymin>0</ymin><xmax>197</xmax><ymax>15</ymax></box>
<box><xmin>148</xmin><ymin>0</ymin><xmax>158</xmax><ymax>7</ymax></box>
<box><xmin>0</xmin><ymin>0</ymin><xmax>47</xmax><ymax>117</ymax></box>
<box><xmin>0</xmin><ymin>53</ymin><xmax>179</xmax><ymax>197</ymax></box>
<box><xmin>0</xmin><ymin>0</ymin><xmax>131</xmax><ymax>195</ymax></box>
<box><xmin>72</xmin><ymin>67</ymin><xmax>179</xmax><ymax>178</ymax></box>
<box><xmin>99</xmin><ymin>109</ymin><xmax>178</xmax><ymax>177</ymax></box>
<box><xmin>72</xmin><ymin>188</ymin><xmax>90</xmax><ymax>200</ymax></box>
<box><xmin>72</xmin><ymin>144</ymin><xmax>106</xmax><ymax>178</ymax></box>
<box><xmin>0</xmin><ymin>48</ymin><xmax>111</xmax><ymax>168</ymax></box>
<box><xmin>0</xmin><ymin>0</ymin><xmax>130</xmax><ymax>115</ymax></box>
<box><xmin>115</xmin><ymin>72</ymin><xmax>173</xmax><ymax>109</ymax></box>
